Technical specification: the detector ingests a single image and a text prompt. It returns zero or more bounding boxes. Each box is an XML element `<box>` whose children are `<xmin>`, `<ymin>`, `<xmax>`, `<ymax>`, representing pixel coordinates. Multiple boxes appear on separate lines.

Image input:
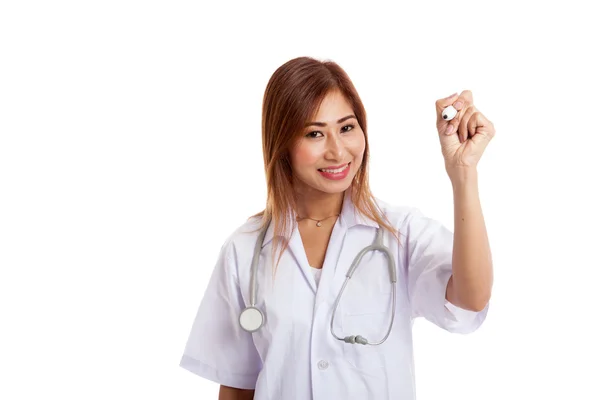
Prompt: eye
<box><xmin>305</xmin><ymin>124</ymin><xmax>355</xmax><ymax>138</ymax></box>
<box><xmin>342</xmin><ymin>124</ymin><xmax>355</xmax><ymax>133</ymax></box>
<box><xmin>305</xmin><ymin>131</ymin><xmax>323</xmax><ymax>138</ymax></box>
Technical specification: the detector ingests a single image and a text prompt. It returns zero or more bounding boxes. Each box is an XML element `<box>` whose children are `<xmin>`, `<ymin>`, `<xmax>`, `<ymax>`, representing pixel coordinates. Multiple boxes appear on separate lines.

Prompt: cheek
<box><xmin>290</xmin><ymin>142</ymin><xmax>320</xmax><ymax>169</ymax></box>
<box><xmin>350</xmin><ymin>132</ymin><xmax>366</xmax><ymax>159</ymax></box>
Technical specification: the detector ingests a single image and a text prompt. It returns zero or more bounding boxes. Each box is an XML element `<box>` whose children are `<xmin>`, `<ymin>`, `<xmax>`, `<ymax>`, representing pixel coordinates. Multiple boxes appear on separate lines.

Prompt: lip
<box><xmin>318</xmin><ymin>162</ymin><xmax>350</xmax><ymax>171</ymax></box>
<box><xmin>317</xmin><ymin>162</ymin><xmax>351</xmax><ymax>181</ymax></box>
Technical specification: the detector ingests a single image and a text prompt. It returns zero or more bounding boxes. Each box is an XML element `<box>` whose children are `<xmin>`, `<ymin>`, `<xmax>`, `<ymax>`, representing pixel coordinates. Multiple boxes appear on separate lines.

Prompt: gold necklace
<box><xmin>296</xmin><ymin>214</ymin><xmax>340</xmax><ymax>227</ymax></box>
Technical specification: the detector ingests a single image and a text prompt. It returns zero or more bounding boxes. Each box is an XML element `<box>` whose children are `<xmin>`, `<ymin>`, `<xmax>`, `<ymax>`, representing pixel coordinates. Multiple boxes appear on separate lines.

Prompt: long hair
<box><xmin>251</xmin><ymin>56</ymin><xmax>400</xmax><ymax>271</ymax></box>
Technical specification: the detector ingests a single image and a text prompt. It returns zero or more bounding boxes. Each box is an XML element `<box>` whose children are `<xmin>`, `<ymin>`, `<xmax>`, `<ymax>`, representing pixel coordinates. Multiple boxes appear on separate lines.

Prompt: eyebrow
<box><xmin>304</xmin><ymin>114</ymin><xmax>356</xmax><ymax>128</ymax></box>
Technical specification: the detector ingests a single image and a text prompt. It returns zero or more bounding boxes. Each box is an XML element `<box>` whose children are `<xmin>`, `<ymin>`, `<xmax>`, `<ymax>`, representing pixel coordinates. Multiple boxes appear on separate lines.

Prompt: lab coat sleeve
<box><xmin>179</xmin><ymin>240</ymin><xmax>262</xmax><ymax>389</ymax></box>
<box><xmin>404</xmin><ymin>207</ymin><xmax>489</xmax><ymax>334</ymax></box>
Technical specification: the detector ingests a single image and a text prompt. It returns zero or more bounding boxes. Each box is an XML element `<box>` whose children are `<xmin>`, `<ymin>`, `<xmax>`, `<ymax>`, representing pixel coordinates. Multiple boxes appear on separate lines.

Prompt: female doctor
<box><xmin>180</xmin><ymin>56</ymin><xmax>495</xmax><ymax>400</ymax></box>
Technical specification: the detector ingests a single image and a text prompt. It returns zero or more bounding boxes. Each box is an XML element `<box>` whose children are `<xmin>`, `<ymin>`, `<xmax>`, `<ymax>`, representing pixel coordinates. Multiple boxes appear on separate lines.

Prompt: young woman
<box><xmin>180</xmin><ymin>56</ymin><xmax>495</xmax><ymax>399</ymax></box>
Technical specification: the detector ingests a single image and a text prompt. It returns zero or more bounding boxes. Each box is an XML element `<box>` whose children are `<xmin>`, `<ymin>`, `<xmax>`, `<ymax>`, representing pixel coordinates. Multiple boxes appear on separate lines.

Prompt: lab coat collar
<box><xmin>339</xmin><ymin>189</ymin><xmax>380</xmax><ymax>230</ymax></box>
<box><xmin>261</xmin><ymin>189</ymin><xmax>379</xmax><ymax>248</ymax></box>
<box><xmin>262</xmin><ymin>212</ymin><xmax>295</xmax><ymax>248</ymax></box>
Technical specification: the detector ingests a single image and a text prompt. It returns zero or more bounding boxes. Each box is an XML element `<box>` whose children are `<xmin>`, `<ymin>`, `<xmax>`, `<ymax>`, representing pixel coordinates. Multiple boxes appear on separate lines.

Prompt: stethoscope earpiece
<box><xmin>343</xmin><ymin>335</ymin><xmax>368</xmax><ymax>345</ymax></box>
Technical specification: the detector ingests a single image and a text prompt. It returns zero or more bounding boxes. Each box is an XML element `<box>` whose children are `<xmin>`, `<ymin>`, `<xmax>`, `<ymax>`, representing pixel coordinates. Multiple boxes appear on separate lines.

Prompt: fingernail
<box><xmin>445</xmin><ymin>125</ymin><xmax>453</xmax><ymax>135</ymax></box>
<box><xmin>454</xmin><ymin>101</ymin><xmax>463</xmax><ymax>109</ymax></box>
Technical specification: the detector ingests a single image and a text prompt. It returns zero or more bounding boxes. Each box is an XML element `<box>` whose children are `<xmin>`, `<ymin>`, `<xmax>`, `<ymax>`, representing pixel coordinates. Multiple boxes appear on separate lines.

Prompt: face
<box><xmin>289</xmin><ymin>90</ymin><xmax>366</xmax><ymax>196</ymax></box>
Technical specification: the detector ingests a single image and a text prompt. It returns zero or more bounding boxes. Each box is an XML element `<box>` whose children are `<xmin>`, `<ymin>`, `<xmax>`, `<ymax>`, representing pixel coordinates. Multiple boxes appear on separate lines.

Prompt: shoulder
<box><xmin>217</xmin><ymin>215</ymin><xmax>265</xmax><ymax>262</ymax></box>
<box><xmin>374</xmin><ymin>197</ymin><xmax>452</xmax><ymax>250</ymax></box>
<box><xmin>373</xmin><ymin>196</ymin><xmax>424</xmax><ymax>230</ymax></box>
<box><xmin>373</xmin><ymin>197</ymin><xmax>449</xmax><ymax>241</ymax></box>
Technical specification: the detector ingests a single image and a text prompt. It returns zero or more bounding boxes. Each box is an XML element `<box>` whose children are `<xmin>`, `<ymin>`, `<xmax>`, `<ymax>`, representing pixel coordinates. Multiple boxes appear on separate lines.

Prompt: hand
<box><xmin>435</xmin><ymin>90</ymin><xmax>496</xmax><ymax>178</ymax></box>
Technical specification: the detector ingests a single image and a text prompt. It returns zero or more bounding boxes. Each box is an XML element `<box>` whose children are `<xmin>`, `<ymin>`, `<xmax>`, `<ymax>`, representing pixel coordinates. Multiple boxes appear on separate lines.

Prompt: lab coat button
<box><xmin>317</xmin><ymin>360</ymin><xmax>329</xmax><ymax>370</ymax></box>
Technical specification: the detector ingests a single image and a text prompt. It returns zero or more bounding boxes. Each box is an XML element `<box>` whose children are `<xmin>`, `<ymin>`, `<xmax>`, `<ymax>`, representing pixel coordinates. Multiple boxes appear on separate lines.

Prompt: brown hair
<box><xmin>251</xmin><ymin>56</ymin><xmax>400</xmax><ymax>269</ymax></box>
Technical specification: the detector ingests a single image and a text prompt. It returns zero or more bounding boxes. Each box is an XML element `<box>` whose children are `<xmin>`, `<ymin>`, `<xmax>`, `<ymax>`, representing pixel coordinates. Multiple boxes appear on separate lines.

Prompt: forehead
<box><xmin>311</xmin><ymin>90</ymin><xmax>353</xmax><ymax>120</ymax></box>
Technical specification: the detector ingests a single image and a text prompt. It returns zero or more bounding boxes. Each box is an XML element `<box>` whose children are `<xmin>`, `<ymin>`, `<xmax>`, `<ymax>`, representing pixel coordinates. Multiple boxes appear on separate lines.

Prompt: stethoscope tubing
<box><xmin>243</xmin><ymin>216</ymin><xmax>398</xmax><ymax>346</ymax></box>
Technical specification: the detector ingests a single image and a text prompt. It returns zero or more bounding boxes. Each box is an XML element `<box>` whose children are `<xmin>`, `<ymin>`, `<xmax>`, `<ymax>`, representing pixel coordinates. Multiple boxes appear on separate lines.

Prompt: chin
<box><xmin>316</xmin><ymin>179</ymin><xmax>353</xmax><ymax>194</ymax></box>
<box><xmin>319</xmin><ymin>187</ymin><xmax>349</xmax><ymax>195</ymax></box>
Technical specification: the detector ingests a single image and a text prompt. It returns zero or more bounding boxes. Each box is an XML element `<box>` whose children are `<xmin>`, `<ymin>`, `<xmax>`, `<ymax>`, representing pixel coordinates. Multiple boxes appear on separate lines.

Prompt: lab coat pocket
<box><xmin>341</xmin><ymin>292</ymin><xmax>392</xmax><ymax>374</ymax></box>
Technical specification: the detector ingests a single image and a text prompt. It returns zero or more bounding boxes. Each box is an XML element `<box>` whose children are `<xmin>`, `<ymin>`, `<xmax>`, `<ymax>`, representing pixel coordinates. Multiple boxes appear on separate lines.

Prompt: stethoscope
<box><xmin>239</xmin><ymin>218</ymin><xmax>398</xmax><ymax>346</ymax></box>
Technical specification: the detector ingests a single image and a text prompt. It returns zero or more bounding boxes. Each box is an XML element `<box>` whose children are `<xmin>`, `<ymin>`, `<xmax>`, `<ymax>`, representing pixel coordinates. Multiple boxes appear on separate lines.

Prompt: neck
<box><xmin>295</xmin><ymin>190</ymin><xmax>345</xmax><ymax>220</ymax></box>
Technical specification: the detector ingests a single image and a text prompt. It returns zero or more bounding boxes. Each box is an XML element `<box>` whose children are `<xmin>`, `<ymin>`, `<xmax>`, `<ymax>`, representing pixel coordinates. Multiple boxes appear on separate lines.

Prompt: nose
<box><xmin>324</xmin><ymin>132</ymin><xmax>344</xmax><ymax>160</ymax></box>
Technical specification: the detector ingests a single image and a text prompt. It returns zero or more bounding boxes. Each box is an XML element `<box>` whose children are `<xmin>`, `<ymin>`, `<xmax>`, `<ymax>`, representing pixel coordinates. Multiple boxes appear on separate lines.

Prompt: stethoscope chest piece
<box><xmin>239</xmin><ymin>306</ymin><xmax>264</xmax><ymax>332</ymax></box>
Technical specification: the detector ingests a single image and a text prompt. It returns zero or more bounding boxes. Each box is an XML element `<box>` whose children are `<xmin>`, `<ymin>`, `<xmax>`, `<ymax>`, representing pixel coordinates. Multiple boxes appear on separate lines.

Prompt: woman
<box><xmin>180</xmin><ymin>56</ymin><xmax>494</xmax><ymax>399</ymax></box>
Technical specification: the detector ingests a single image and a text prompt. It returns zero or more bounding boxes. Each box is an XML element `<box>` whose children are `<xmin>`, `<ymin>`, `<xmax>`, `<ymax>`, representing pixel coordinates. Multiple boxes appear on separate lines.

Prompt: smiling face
<box><xmin>289</xmin><ymin>90</ymin><xmax>366</xmax><ymax>196</ymax></box>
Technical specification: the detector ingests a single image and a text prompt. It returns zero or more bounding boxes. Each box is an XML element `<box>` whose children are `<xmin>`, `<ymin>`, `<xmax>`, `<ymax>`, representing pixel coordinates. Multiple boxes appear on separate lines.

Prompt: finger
<box><xmin>454</xmin><ymin>90</ymin><xmax>474</xmax><ymax>110</ymax></box>
<box><xmin>468</xmin><ymin>112</ymin><xmax>494</xmax><ymax>139</ymax></box>
<box><xmin>467</xmin><ymin>112</ymin><xmax>481</xmax><ymax>137</ymax></box>
<box><xmin>446</xmin><ymin>90</ymin><xmax>475</xmax><ymax>139</ymax></box>
<box><xmin>459</xmin><ymin>105</ymin><xmax>478</xmax><ymax>143</ymax></box>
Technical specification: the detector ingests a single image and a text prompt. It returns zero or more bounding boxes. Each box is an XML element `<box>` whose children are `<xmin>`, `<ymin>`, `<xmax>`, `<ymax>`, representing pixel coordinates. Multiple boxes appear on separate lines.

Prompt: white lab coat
<box><xmin>180</xmin><ymin>190</ymin><xmax>489</xmax><ymax>399</ymax></box>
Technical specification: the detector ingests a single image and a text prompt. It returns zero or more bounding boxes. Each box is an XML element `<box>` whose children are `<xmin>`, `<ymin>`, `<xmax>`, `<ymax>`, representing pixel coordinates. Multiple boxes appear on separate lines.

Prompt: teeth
<box><xmin>321</xmin><ymin>163</ymin><xmax>349</xmax><ymax>174</ymax></box>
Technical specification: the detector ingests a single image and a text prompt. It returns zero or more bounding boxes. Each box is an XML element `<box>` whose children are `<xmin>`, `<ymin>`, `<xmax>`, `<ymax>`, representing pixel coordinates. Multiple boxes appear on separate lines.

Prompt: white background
<box><xmin>1</xmin><ymin>0</ymin><xmax>599</xmax><ymax>399</ymax></box>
